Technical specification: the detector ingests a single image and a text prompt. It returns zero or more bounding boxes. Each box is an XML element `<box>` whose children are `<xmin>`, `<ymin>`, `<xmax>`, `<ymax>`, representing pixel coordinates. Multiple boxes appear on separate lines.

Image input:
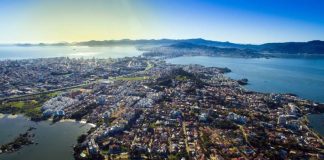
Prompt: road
<box><xmin>0</xmin><ymin>81</ymin><xmax>94</xmax><ymax>102</ymax></box>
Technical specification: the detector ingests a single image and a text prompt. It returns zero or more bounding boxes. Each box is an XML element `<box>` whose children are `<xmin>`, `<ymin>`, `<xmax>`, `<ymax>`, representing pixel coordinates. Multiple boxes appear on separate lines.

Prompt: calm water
<box><xmin>307</xmin><ymin>113</ymin><xmax>324</xmax><ymax>136</ymax></box>
<box><xmin>167</xmin><ymin>56</ymin><xmax>324</xmax><ymax>103</ymax></box>
<box><xmin>0</xmin><ymin>45</ymin><xmax>142</xmax><ymax>60</ymax></box>
<box><xmin>0</xmin><ymin>114</ymin><xmax>91</xmax><ymax>160</ymax></box>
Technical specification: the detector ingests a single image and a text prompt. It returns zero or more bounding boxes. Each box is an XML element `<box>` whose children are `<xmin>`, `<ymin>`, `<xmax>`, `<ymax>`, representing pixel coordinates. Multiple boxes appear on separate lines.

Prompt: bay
<box><xmin>0</xmin><ymin>45</ymin><xmax>142</xmax><ymax>60</ymax></box>
<box><xmin>166</xmin><ymin>56</ymin><xmax>324</xmax><ymax>103</ymax></box>
<box><xmin>307</xmin><ymin>113</ymin><xmax>324</xmax><ymax>136</ymax></box>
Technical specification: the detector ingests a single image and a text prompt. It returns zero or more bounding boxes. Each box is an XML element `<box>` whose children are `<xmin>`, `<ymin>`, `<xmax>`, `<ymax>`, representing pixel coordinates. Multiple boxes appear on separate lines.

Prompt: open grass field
<box><xmin>0</xmin><ymin>91</ymin><xmax>60</xmax><ymax>119</ymax></box>
<box><xmin>113</xmin><ymin>76</ymin><xmax>149</xmax><ymax>81</ymax></box>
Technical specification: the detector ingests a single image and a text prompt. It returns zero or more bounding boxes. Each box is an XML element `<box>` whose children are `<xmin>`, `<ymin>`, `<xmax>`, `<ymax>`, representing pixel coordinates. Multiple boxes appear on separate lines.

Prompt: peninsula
<box><xmin>0</xmin><ymin>56</ymin><xmax>323</xmax><ymax>159</ymax></box>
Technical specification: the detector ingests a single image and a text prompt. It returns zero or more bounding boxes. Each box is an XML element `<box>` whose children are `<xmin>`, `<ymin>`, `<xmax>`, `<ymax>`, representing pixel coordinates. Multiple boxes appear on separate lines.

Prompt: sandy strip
<box><xmin>60</xmin><ymin>118</ymin><xmax>96</xmax><ymax>127</ymax></box>
<box><xmin>79</xmin><ymin>119</ymin><xmax>87</xmax><ymax>124</ymax></box>
<box><xmin>7</xmin><ymin>114</ymin><xmax>18</xmax><ymax>119</ymax></box>
<box><xmin>60</xmin><ymin>119</ymin><xmax>76</xmax><ymax>123</ymax></box>
<box><xmin>79</xmin><ymin>119</ymin><xmax>96</xmax><ymax>127</ymax></box>
<box><xmin>87</xmin><ymin>123</ymin><xmax>97</xmax><ymax>127</ymax></box>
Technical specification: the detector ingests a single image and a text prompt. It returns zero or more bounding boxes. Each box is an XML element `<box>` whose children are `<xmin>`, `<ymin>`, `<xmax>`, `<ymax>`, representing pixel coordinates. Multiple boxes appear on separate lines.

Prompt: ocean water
<box><xmin>0</xmin><ymin>115</ymin><xmax>91</xmax><ymax>160</ymax></box>
<box><xmin>166</xmin><ymin>56</ymin><xmax>324</xmax><ymax>103</ymax></box>
<box><xmin>0</xmin><ymin>45</ymin><xmax>142</xmax><ymax>60</ymax></box>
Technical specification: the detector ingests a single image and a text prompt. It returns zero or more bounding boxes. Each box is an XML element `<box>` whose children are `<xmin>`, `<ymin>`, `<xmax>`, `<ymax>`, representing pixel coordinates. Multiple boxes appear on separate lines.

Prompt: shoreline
<box><xmin>0</xmin><ymin>113</ymin><xmax>4</xmax><ymax>119</ymax></box>
<box><xmin>0</xmin><ymin>114</ymin><xmax>96</xmax><ymax>128</ymax></box>
<box><xmin>306</xmin><ymin>113</ymin><xmax>324</xmax><ymax>138</ymax></box>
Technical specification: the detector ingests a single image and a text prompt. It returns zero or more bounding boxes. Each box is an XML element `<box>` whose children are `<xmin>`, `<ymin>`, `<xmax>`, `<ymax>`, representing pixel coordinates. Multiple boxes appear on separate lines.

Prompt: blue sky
<box><xmin>0</xmin><ymin>0</ymin><xmax>324</xmax><ymax>44</ymax></box>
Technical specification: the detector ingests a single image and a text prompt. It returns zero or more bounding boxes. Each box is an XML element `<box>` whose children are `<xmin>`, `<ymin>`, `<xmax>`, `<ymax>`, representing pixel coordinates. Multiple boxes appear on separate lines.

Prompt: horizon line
<box><xmin>0</xmin><ymin>38</ymin><xmax>323</xmax><ymax>46</ymax></box>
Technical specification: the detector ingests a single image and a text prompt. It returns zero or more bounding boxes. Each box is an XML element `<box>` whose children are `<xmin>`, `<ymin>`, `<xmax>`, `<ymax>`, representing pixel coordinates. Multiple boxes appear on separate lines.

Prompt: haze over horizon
<box><xmin>1</xmin><ymin>0</ymin><xmax>324</xmax><ymax>44</ymax></box>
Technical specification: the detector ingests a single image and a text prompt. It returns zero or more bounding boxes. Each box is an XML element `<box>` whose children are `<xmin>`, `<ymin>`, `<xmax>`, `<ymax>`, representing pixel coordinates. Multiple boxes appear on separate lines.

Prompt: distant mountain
<box><xmin>10</xmin><ymin>38</ymin><xmax>324</xmax><ymax>55</ymax></box>
<box><xmin>142</xmin><ymin>42</ymin><xmax>268</xmax><ymax>58</ymax></box>
<box><xmin>75</xmin><ymin>39</ymin><xmax>172</xmax><ymax>46</ymax></box>
<box><xmin>74</xmin><ymin>38</ymin><xmax>243</xmax><ymax>48</ymax></box>
<box><xmin>172</xmin><ymin>38</ymin><xmax>245</xmax><ymax>48</ymax></box>
<box><xmin>258</xmin><ymin>40</ymin><xmax>324</xmax><ymax>54</ymax></box>
<box><xmin>15</xmin><ymin>42</ymin><xmax>69</xmax><ymax>47</ymax></box>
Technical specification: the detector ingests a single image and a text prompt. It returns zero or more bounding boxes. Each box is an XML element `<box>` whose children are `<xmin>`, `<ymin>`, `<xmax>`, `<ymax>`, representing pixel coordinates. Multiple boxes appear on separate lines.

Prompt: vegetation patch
<box><xmin>0</xmin><ymin>91</ymin><xmax>60</xmax><ymax>120</ymax></box>
<box><xmin>145</xmin><ymin>61</ymin><xmax>154</xmax><ymax>71</ymax></box>
<box><xmin>113</xmin><ymin>76</ymin><xmax>148</xmax><ymax>81</ymax></box>
<box><xmin>175</xmin><ymin>75</ymin><xmax>189</xmax><ymax>81</ymax></box>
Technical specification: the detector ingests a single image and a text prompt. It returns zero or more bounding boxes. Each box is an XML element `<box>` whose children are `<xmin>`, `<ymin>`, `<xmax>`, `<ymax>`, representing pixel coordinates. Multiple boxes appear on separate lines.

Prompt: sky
<box><xmin>1</xmin><ymin>0</ymin><xmax>324</xmax><ymax>44</ymax></box>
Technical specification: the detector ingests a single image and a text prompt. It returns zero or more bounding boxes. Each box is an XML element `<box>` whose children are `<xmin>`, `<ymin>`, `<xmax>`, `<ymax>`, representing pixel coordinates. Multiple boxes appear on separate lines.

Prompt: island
<box><xmin>0</xmin><ymin>127</ymin><xmax>35</xmax><ymax>154</ymax></box>
<box><xmin>0</xmin><ymin>56</ymin><xmax>323</xmax><ymax>159</ymax></box>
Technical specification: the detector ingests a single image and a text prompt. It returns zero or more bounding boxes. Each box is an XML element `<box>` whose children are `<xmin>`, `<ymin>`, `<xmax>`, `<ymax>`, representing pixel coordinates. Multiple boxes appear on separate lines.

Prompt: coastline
<box><xmin>306</xmin><ymin>113</ymin><xmax>324</xmax><ymax>137</ymax></box>
<box><xmin>51</xmin><ymin>118</ymin><xmax>97</xmax><ymax>127</ymax></box>
<box><xmin>166</xmin><ymin>55</ymin><xmax>324</xmax><ymax>103</ymax></box>
<box><xmin>0</xmin><ymin>113</ymin><xmax>4</xmax><ymax>119</ymax></box>
<box><xmin>0</xmin><ymin>114</ymin><xmax>97</xmax><ymax>128</ymax></box>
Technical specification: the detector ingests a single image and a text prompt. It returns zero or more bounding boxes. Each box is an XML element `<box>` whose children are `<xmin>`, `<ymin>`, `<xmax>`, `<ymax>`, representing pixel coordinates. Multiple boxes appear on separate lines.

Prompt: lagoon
<box><xmin>0</xmin><ymin>115</ymin><xmax>91</xmax><ymax>160</ymax></box>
